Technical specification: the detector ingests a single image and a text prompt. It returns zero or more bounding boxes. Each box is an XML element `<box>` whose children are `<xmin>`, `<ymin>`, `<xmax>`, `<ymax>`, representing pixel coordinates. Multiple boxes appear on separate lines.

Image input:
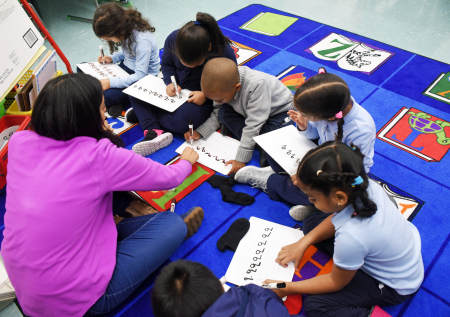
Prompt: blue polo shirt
<box><xmin>331</xmin><ymin>180</ymin><xmax>423</xmax><ymax>295</ymax></box>
<box><xmin>302</xmin><ymin>97</ymin><xmax>376</xmax><ymax>173</ymax></box>
<box><xmin>110</xmin><ymin>30</ymin><xmax>160</xmax><ymax>89</ymax></box>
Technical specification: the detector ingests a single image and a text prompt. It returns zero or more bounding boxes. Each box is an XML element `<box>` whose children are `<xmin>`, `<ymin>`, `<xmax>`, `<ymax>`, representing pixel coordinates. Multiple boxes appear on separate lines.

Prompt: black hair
<box><xmin>93</xmin><ymin>3</ymin><xmax>156</xmax><ymax>55</ymax></box>
<box><xmin>297</xmin><ymin>141</ymin><xmax>377</xmax><ymax>218</ymax></box>
<box><xmin>175</xmin><ymin>12</ymin><xmax>232</xmax><ymax>65</ymax></box>
<box><xmin>151</xmin><ymin>260</ymin><xmax>224</xmax><ymax>317</ymax></box>
<box><xmin>31</xmin><ymin>73</ymin><xmax>124</xmax><ymax>148</ymax></box>
<box><xmin>294</xmin><ymin>73</ymin><xmax>351</xmax><ymax>141</ymax></box>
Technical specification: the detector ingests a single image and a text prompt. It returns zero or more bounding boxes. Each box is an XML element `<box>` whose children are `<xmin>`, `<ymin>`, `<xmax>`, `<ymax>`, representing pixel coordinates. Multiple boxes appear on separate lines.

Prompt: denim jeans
<box><xmin>84</xmin><ymin>210</ymin><xmax>187</xmax><ymax>316</ymax></box>
<box><xmin>76</xmin><ymin>62</ymin><xmax>134</xmax><ymax>109</ymax></box>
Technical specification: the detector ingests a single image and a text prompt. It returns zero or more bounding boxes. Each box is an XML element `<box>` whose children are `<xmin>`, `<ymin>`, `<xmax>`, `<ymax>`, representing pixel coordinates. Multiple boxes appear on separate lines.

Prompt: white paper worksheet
<box><xmin>123</xmin><ymin>75</ymin><xmax>191</xmax><ymax>112</ymax></box>
<box><xmin>225</xmin><ymin>217</ymin><xmax>304</xmax><ymax>286</ymax></box>
<box><xmin>254</xmin><ymin>125</ymin><xmax>317</xmax><ymax>175</ymax></box>
<box><xmin>76</xmin><ymin>62</ymin><xmax>130</xmax><ymax>80</ymax></box>
<box><xmin>175</xmin><ymin>132</ymin><xmax>240</xmax><ymax>175</ymax></box>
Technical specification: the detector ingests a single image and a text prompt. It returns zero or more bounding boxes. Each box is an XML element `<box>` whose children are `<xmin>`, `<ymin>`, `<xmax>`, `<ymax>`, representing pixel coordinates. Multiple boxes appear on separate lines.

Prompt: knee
<box><xmin>302</xmin><ymin>215</ymin><xmax>315</xmax><ymax>235</ymax></box>
<box><xmin>303</xmin><ymin>295</ymin><xmax>327</xmax><ymax>317</ymax></box>
<box><xmin>160</xmin><ymin>211</ymin><xmax>187</xmax><ymax>240</ymax></box>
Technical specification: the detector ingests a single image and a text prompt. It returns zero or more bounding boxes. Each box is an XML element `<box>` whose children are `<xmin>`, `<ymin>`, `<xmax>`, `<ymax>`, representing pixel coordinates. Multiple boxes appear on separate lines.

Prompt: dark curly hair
<box><xmin>297</xmin><ymin>140</ymin><xmax>377</xmax><ymax>218</ymax></box>
<box><xmin>294</xmin><ymin>72</ymin><xmax>351</xmax><ymax>141</ymax></box>
<box><xmin>92</xmin><ymin>3</ymin><xmax>155</xmax><ymax>56</ymax></box>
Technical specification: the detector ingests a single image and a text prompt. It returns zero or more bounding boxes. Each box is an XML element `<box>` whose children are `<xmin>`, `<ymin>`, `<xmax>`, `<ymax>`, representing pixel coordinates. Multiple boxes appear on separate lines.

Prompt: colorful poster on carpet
<box><xmin>276</xmin><ymin>65</ymin><xmax>317</xmax><ymax>92</ymax></box>
<box><xmin>105</xmin><ymin>111</ymin><xmax>138</xmax><ymax>135</ymax></box>
<box><xmin>377</xmin><ymin>107</ymin><xmax>450</xmax><ymax>162</ymax></box>
<box><xmin>423</xmin><ymin>72</ymin><xmax>450</xmax><ymax>105</ymax></box>
<box><xmin>130</xmin><ymin>156</ymin><xmax>215</xmax><ymax>211</ymax></box>
<box><xmin>305</xmin><ymin>33</ymin><xmax>394</xmax><ymax>74</ymax></box>
<box><xmin>239</xmin><ymin>12</ymin><xmax>298</xmax><ymax>36</ymax></box>
<box><xmin>230</xmin><ymin>40</ymin><xmax>262</xmax><ymax>65</ymax></box>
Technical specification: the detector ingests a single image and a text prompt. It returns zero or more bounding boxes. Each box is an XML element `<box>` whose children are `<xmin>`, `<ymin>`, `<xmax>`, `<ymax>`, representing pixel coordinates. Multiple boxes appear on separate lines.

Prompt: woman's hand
<box><xmin>262</xmin><ymin>279</ymin><xmax>290</xmax><ymax>298</ymax></box>
<box><xmin>188</xmin><ymin>91</ymin><xmax>207</xmax><ymax>105</ymax></box>
<box><xmin>98</xmin><ymin>55</ymin><xmax>113</xmax><ymax>64</ymax></box>
<box><xmin>180</xmin><ymin>147</ymin><xmax>199</xmax><ymax>165</ymax></box>
<box><xmin>166</xmin><ymin>83</ymin><xmax>181</xmax><ymax>97</ymax></box>
<box><xmin>100</xmin><ymin>79</ymin><xmax>110</xmax><ymax>91</ymax></box>
<box><xmin>288</xmin><ymin>110</ymin><xmax>308</xmax><ymax>131</ymax></box>
<box><xmin>276</xmin><ymin>239</ymin><xmax>307</xmax><ymax>271</ymax></box>
<box><xmin>184</xmin><ymin>130</ymin><xmax>201</xmax><ymax>142</ymax></box>
<box><xmin>225</xmin><ymin>160</ymin><xmax>245</xmax><ymax>175</ymax></box>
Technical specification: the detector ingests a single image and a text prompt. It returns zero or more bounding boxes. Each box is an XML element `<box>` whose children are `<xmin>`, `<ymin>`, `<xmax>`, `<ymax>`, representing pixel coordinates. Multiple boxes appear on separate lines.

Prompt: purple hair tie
<box><xmin>194</xmin><ymin>21</ymin><xmax>202</xmax><ymax>25</ymax></box>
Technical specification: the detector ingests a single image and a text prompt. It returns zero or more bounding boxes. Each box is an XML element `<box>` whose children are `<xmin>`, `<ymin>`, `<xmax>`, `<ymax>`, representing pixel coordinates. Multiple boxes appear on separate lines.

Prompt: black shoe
<box><xmin>259</xmin><ymin>148</ymin><xmax>269</xmax><ymax>168</ymax></box>
<box><xmin>108</xmin><ymin>104</ymin><xmax>124</xmax><ymax>118</ymax></box>
<box><xmin>124</xmin><ymin>108</ymin><xmax>138</xmax><ymax>124</ymax></box>
<box><xmin>220</xmin><ymin>123</ymin><xmax>232</xmax><ymax>137</ymax></box>
<box><xmin>132</xmin><ymin>130</ymin><xmax>173</xmax><ymax>156</ymax></box>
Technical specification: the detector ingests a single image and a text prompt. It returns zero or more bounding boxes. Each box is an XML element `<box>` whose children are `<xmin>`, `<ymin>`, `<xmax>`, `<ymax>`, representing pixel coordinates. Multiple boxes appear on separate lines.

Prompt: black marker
<box><xmin>189</xmin><ymin>119</ymin><xmax>194</xmax><ymax>145</ymax></box>
<box><xmin>261</xmin><ymin>282</ymin><xmax>286</xmax><ymax>289</ymax></box>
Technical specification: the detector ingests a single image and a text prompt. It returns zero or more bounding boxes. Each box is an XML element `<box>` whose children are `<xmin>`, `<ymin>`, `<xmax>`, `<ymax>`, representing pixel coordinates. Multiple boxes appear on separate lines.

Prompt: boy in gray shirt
<box><xmin>184</xmin><ymin>58</ymin><xmax>294</xmax><ymax>175</ymax></box>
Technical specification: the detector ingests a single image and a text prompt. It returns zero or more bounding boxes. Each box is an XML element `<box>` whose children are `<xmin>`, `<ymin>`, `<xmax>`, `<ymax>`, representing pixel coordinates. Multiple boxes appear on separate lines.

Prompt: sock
<box><xmin>206</xmin><ymin>174</ymin><xmax>237</xmax><ymax>188</ymax></box>
<box><xmin>217</xmin><ymin>218</ymin><xmax>250</xmax><ymax>252</ymax></box>
<box><xmin>219</xmin><ymin>185</ymin><xmax>255</xmax><ymax>206</ymax></box>
<box><xmin>153</xmin><ymin>129</ymin><xmax>164</xmax><ymax>136</ymax></box>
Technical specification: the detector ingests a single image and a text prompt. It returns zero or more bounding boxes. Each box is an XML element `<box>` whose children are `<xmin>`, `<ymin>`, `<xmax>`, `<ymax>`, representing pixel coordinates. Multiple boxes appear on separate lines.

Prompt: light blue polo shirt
<box><xmin>331</xmin><ymin>180</ymin><xmax>424</xmax><ymax>295</ymax></box>
<box><xmin>110</xmin><ymin>30</ymin><xmax>160</xmax><ymax>89</ymax></box>
<box><xmin>302</xmin><ymin>97</ymin><xmax>376</xmax><ymax>173</ymax></box>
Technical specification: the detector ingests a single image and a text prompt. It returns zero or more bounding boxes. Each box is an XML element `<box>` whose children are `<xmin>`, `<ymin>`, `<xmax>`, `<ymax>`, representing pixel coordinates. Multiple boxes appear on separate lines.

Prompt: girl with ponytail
<box><xmin>263</xmin><ymin>141</ymin><xmax>423</xmax><ymax>317</ymax></box>
<box><xmin>128</xmin><ymin>12</ymin><xmax>237</xmax><ymax>157</ymax></box>
<box><xmin>235</xmin><ymin>68</ymin><xmax>376</xmax><ymax>221</ymax></box>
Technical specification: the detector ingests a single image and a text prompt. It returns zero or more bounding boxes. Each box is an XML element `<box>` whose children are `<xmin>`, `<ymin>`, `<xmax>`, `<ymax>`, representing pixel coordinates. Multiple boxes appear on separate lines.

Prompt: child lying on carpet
<box><xmin>234</xmin><ymin>69</ymin><xmax>376</xmax><ymax>221</ymax></box>
<box><xmin>264</xmin><ymin>141</ymin><xmax>423</xmax><ymax>317</ymax></box>
<box><xmin>151</xmin><ymin>260</ymin><xmax>290</xmax><ymax>317</ymax></box>
<box><xmin>128</xmin><ymin>12</ymin><xmax>238</xmax><ymax>157</ymax></box>
<box><xmin>184</xmin><ymin>57</ymin><xmax>295</xmax><ymax>175</ymax></box>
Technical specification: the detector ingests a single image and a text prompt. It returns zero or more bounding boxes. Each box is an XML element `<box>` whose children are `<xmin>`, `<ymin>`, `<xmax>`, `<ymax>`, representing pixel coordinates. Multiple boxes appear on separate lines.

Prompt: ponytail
<box><xmin>175</xmin><ymin>12</ymin><xmax>231</xmax><ymax>65</ymax></box>
<box><xmin>297</xmin><ymin>141</ymin><xmax>376</xmax><ymax>218</ymax></box>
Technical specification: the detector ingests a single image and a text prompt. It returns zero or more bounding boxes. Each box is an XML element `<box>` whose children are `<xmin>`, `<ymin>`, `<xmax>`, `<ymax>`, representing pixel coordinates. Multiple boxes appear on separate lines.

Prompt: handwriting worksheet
<box><xmin>254</xmin><ymin>125</ymin><xmax>317</xmax><ymax>175</ymax></box>
<box><xmin>225</xmin><ymin>217</ymin><xmax>304</xmax><ymax>286</ymax></box>
<box><xmin>76</xmin><ymin>62</ymin><xmax>130</xmax><ymax>80</ymax></box>
<box><xmin>176</xmin><ymin>132</ymin><xmax>240</xmax><ymax>175</ymax></box>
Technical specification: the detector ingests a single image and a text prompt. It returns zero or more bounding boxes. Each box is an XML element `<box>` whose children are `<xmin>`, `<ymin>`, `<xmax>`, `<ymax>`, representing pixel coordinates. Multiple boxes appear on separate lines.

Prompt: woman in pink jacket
<box><xmin>2</xmin><ymin>73</ymin><xmax>203</xmax><ymax>316</ymax></box>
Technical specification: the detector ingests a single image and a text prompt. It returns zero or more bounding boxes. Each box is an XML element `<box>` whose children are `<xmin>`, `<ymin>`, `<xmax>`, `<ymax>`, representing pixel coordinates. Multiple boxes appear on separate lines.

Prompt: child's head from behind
<box><xmin>92</xmin><ymin>3</ymin><xmax>155</xmax><ymax>54</ymax></box>
<box><xmin>31</xmin><ymin>73</ymin><xmax>123</xmax><ymax>147</ymax></box>
<box><xmin>296</xmin><ymin>141</ymin><xmax>377</xmax><ymax>218</ymax></box>
<box><xmin>152</xmin><ymin>260</ymin><xmax>224</xmax><ymax>317</ymax></box>
<box><xmin>201</xmin><ymin>58</ymin><xmax>240</xmax><ymax>104</ymax></box>
<box><xmin>176</xmin><ymin>13</ymin><xmax>231</xmax><ymax>67</ymax></box>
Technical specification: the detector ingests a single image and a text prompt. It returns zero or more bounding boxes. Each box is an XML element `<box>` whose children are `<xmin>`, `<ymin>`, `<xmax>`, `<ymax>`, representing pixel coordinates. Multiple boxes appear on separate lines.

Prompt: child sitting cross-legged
<box><xmin>184</xmin><ymin>58</ymin><xmax>295</xmax><ymax>175</ymax></box>
<box><xmin>151</xmin><ymin>260</ymin><xmax>290</xmax><ymax>317</ymax></box>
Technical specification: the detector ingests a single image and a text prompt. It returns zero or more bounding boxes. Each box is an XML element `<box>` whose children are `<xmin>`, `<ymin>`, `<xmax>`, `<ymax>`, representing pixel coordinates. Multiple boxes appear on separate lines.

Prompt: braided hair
<box><xmin>294</xmin><ymin>73</ymin><xmax>350</xmax><ymax>141</ymax></box>
<box><xmin>297</xmin><ymin>141</ymin><xmax>377</xmax><ymax>218</ymax></box>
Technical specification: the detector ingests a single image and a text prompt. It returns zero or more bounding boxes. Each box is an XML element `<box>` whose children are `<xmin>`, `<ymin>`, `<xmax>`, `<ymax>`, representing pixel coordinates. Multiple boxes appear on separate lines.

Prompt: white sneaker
<box><xmin>289</xmin><ymin>205</ymin><xmax>317</xmax><ymax>221</ymax></box>
<box><xmin>132</xmin><ymin>130</ymin><xmax>173</xmax><ymax>156</ymax></box>
<box><xmin>234</xmin><ymin>166</ymin><xmax>275</xmax><ymax>192</ymax></box>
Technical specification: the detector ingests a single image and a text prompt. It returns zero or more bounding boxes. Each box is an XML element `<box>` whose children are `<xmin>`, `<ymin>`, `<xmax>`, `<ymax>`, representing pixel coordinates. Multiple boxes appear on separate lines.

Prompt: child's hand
<box><xmin>290</xmin><ymin>174</ymin><xmax>298</xmax><ymax>186</ymax></box>
<box><xmin>166</xmin><ymin>83</ymin><xmax>181</xmax><ymax>97</ymax></box>
<box><xmin>103</xmin><ymin>120</ymin><xmax>114</xmax><ymax>133</ymax></box>
<box><xmin>188</xmin><ymin>91</ymin><xmax>206</xmax><ymax>105</ymax></box>
<box><xmin>225</xmin><ymin>160</ymin><xmax>245</xmax><ymax>175</ymax></box>
<box><xmin>262</xmin><ymin>279</ymin><xmax>290</xmax><ymax>298</ymax></box>
<box><xmin>288</xmin><ymin>110</ymin><xmax>308</xmax><ymax>131</ymax></box>
<box><xmin>100</xmin><ymin>79</ymin><xmax>110</xmax><ymax>91</ymax></box>
<box><xmin>184</xmin><ymin>130</ymin><xmax>201</xmax><ymax>142</ymax></box>
<box><xmin>276</xmin><ymin>240</ymin><xmax>307</xmax><ymax>271</ymax></box>
<box><xmin>98</xmin><ymin>55</ymin><xmax>113</xmax><ymax>64</ymax></box>
<box><xmin>180</xmin><ymin>147</ymin><xmax>199</xmax><ymax>165</ymax></box>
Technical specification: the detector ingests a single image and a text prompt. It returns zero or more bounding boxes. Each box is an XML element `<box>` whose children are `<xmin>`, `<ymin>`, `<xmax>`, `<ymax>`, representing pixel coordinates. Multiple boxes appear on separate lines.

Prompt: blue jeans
<box><xmin>84</xmin><ymin>210</ymin><xmax>187</xmax><ymax>316</ymax></box>
<box><xmin>130</xmin><ymin>96</ymin><xmax>214</xmax><ymax>134</ymax></box>
<box><xmin>77</xmin><ymin>62</ymin><xmax>134</xmax><ymax>109</ymax></box>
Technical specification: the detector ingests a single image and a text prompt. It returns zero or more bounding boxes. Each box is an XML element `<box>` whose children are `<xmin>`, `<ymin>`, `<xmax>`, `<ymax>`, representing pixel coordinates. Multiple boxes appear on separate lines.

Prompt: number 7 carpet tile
<box><xmin>1</xmin><ymin>4</ymin><xmax>450</xmax><ymax>317</ymax></box>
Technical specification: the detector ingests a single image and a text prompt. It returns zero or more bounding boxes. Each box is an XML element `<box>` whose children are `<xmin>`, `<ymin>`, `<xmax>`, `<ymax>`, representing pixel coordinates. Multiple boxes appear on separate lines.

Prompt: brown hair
<box><xmin>294</xmin><ymin>73</ymin><xmax>351</xmax><ymax>141</ymax></box>
<box><xmin>175</xmin><ymin>12</ymin><xmax>231</xmax><ymax>65</ymax></box>
<box><xmin>92</xmin><ymin>3</ymin><xmax>155</xmax><ymax>56</ymax></box>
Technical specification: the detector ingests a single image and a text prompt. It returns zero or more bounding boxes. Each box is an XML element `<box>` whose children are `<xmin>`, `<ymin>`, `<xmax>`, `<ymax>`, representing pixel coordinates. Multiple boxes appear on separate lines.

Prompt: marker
<box><xmin>189</xmin><ymin>119</ymin><xmax>194</xmax><ymax>145</ymax></box>
<box><xmin>281</xmin><ymin>117</ymin><xmax>292</xmax><ymax>125</ymax></box>
<box><xmin>99</xmin><ymin>46</ymin><xmax>105</xmax><ymax>65</ymax></box>
<box><xmin>170</xmin><ymin>198</ymin><xmax>176</xmax><ymax>212</ymax></box>
<box><xmin>261</xmin><ymin>282</ymin><xmax>286</xmax><ymax>289</ymax></box>
<box><xmin>170</xmin><ymin>75</ymin><xmax>180</xmax><ymax>98</ymax></box>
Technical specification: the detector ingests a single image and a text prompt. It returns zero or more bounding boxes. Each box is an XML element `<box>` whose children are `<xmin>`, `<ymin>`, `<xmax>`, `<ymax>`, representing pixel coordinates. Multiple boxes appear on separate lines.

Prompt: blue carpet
<box><xmin>2</xmin><ymin>4</ymin><xmax>450</xmax><ymax>316</ymax></box>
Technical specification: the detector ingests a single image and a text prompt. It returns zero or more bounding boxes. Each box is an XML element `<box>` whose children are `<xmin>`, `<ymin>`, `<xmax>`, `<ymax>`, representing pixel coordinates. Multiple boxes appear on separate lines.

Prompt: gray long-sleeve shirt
<box><xmin>196</xmin><ymin>66</ymin><xmax>295</xmax><ymax>163</ymax></box>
